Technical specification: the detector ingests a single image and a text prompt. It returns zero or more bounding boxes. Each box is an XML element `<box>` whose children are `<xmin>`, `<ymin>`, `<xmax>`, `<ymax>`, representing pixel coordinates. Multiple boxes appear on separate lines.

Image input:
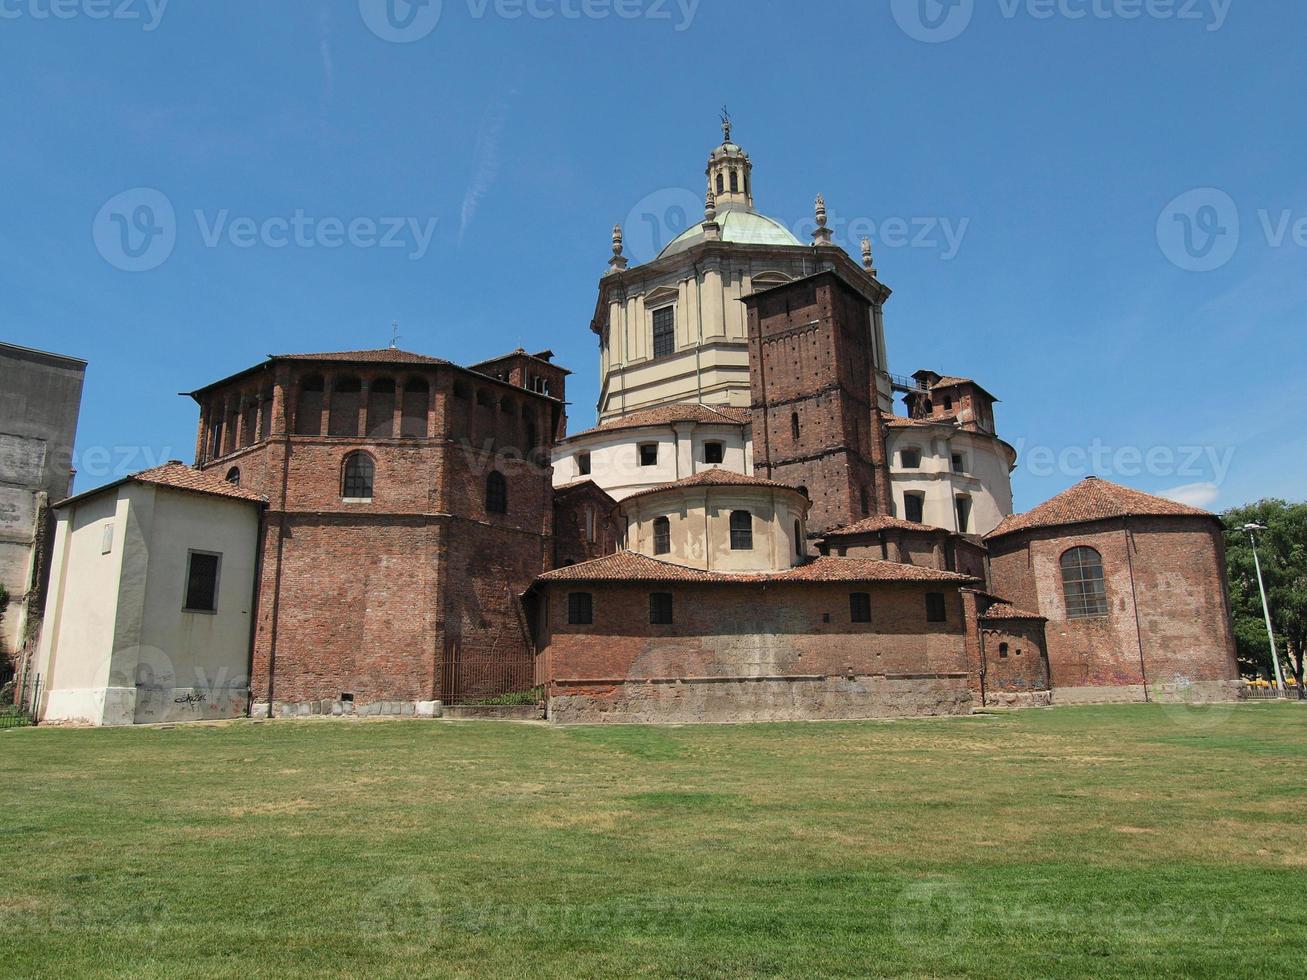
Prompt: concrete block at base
<box><xmin>547</xmin><ymin>675</ymin><xmax>972</xmax><ymax>725</ymax></box>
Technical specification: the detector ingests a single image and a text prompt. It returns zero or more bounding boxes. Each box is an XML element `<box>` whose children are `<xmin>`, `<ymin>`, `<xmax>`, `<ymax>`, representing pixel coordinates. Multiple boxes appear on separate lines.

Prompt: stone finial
<box><xmin>703</xmin><ymin>186</ymin><xmax>721</xmax><ymax>241</ymax></box>
<box><xmin>861</xmin><ymin>236</ymin><xmax>878</xmax><ymax>275</ymax></box>
<box><xmin>705</xmin><ymin>187</ymin><xmax>717</xmax><ymax>223</ymax></box>
<box><xmin>607</xmin><ymin>223</ymin><xmax>628</xmax><ymax>274</ymax></box>
<box><xmin>812</xmin><ymin>194</ymin><xmax>834</xmax><ymax>246</ymax></box>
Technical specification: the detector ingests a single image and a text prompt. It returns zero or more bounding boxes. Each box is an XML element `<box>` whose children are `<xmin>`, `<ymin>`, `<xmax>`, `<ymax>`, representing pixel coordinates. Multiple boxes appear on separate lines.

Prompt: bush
<box><xmin>465</xmin><ymin>687</ymin><xmax>544</xmax><ymax>707</ymax></box>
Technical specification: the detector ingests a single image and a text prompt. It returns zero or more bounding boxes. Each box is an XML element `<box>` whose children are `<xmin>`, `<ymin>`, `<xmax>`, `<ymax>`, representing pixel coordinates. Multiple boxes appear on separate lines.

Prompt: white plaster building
<box><xmin>33</xmin><ymin>463</ymin><xmax>264</xmax><ymax>726</ymax></box>
<box><xmin>592</xmin><ymin>119</ymin><xmax>893</xmax><ymax>423</ymax></box>
<box><xmin>619</xmin><ymin>468</ymin><xmax>810</xmax><ymax>573</ymax></box>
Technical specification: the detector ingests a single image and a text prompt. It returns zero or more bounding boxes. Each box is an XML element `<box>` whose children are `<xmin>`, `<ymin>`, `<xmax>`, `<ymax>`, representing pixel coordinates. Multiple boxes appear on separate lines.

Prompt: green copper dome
<box><xmin>657</xmin><ymin>206</ymin><xmax>803</xmax><ymax>259</ymax></box>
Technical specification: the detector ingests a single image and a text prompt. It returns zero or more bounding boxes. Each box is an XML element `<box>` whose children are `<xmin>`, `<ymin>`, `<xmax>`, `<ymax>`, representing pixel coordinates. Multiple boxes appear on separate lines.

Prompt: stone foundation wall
<box><xmin>548</xmin><ymin>674</ymin><xmax>972</xmax><ymax>725</ymax></box>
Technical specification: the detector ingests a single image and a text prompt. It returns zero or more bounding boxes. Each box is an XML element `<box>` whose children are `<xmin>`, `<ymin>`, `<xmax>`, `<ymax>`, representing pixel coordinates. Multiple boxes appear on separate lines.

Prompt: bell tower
<box><xmin>706</xmin><ymin>109</ymin><xmax>754</xmax><ymax>210</ymax></box>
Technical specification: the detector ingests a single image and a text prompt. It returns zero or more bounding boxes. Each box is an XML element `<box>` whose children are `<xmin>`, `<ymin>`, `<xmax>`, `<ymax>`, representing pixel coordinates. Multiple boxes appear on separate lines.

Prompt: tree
<box><xmin>1222</xmin><ymin>500</ymin><xmax>1307</xmax><ymax>683</ymax></box>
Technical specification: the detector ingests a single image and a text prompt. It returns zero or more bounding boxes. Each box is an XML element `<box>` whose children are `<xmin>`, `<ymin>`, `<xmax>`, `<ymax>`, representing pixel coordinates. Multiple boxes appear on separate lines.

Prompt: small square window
<box><xmin>952</xmin><ymin>453</ymin><xmax>966</xmax><ymax>474</ymax></box>
<box><xmin>649</xmin><ymin>592</ymin><xmax>674</xmax><ymax>625</ymax></box>
<box><xmin>567</xmin><ymin>592</ymin><xmax>593</xmax><ymax>626</ymax></box>
<box><xmin>925</xmin><ymin>592</ymin><xmax>947</xmax><ymax>623</ymax></box>
<box><xmin>704</xmin><ymin>442</ymin><xmax>724</xmax><ymax>465</ymax></box>
<box><xmin>639</xmin><ymin>443</ymin><xmax>659</xmax><ymax>467</ymax></box>
<box><xmin>184</xmin><ymin>552</ymin><xmax>221</xmax><ymax>613</ymax></box>
<box><xmin>850</xmin><ymin>592</ymin><xmax>871</xmax><ymax>624</ymax></box>
<box><xmin>900</xmin><ymin>449</ymin><xmax>922</xmax><ymax>469</ymax></box>
<box><xmin>577</xmin><ymin>452</ymin><xmax>591</xmax><ymax>476</ymax></box>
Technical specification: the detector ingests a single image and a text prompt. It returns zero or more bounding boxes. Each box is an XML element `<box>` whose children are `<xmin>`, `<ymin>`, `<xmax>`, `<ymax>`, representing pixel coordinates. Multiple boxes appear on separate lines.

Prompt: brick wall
<box><xmin>745</xmin><ymin>272</ymin><xmax>891</xmax><ymax>532</ymax></box>
<box><xmin>987</xmin><ymin>516</ymin><xmax>1239</xmax><ymax>702</ymax></box>
<box><xmin>538</xmin><ymin>580</ymin><xmax>972</xmax><ymax>723</ymax></box>
<box><xmin>195</xmin><ymin>358</ymin><xmax>557</xmax><ymax>714</ymax></box>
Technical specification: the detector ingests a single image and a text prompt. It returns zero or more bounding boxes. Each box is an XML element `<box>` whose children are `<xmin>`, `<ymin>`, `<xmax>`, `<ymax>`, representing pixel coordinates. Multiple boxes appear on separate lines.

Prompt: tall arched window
<box><xmin>225</xmin><ymin>467</ymin><xmax>241</xmax><ymax>486</ymax></box>
<box><xmin>485</xmin><ymin>470</ymin><xmax>508</xmax><ymax>515</ymax></box>
<box><xmin>716</xmin><ymin>172</ymin><xmax>725</xmax><ymax>195</ymax></box>
<box><xmin>295</xmin><ymin>375</ymin><xmax>325</xmax><ymax>436</ymax></box>
<box><xmin>329</xmin><ymin>376</ymin><xmax>363</xmax><ymax>438</ymax></box>
<box><xmin>1061</xmin><ymin>546</ymin><xmax>1108</xmax><ymax>618</ymax></box>
<box><xmin>730</xmin><ymin>170</ymin><xmax>739</xmax><ymax>194</ymax></box>
<box><xmin>342</xmin><ymin>452</ymin><xmax>375</xmax><ymax>500</ymax></box>
<box><xmin>653</xmin><ymin>516</ymin><xmax>671</xmax><ymax>555</ymax></box>
<box><xmin>730</xmin><ymin>510</ymin><xmax>753</xmax><ymax>551</ymax></box>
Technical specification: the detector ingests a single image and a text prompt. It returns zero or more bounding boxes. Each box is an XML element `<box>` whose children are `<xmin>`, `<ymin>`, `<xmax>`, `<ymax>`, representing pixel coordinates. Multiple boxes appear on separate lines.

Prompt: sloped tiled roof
<box><xmin>275</xmin><ymin>349</ymin><xmax>450</xmax><ymax>365</ymax></box>
<box><xmin>823</xmin><ymin>514</ymin><xmax>949</xmax><ymax>538</ymax></box>
<box><xmin>980</xmin><ymin>601</ymin><xmax>1046</xmax><ymax>622</ymax></box>
<box><xmin>58</xmin><ymin>462</ymin><xmax>267</xmax><ymax>508</ymax></box>
<box><xmin>620</xmin><ymin>467</ymin><xmax>801</xmax><ymax>504</ymax></box>
<box><xmin>883</xmin><ymin>414</ymin><xmax>959</xmax><ymax>429</ymax></box>
<box><xmin>567</xmin><ymin>403</ymin><xmax>750</xmax><ymax>439</ymax></box>
<box><xmin>986</xmin><ymin>477</ymin><xmax>1213</xmax><ymax>540</ymax></box>
<box><xmin>537</xmin><ymin>551</ymin><xmax>979</xmax><ymax>585</ymax></box>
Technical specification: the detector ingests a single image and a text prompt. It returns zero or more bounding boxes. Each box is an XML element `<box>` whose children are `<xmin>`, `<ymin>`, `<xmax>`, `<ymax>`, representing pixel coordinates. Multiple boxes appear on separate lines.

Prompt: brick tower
<box><xmin>743</xmin><ymin>267</ymin><xmax>893</xmax><ymax>533</ymax></box>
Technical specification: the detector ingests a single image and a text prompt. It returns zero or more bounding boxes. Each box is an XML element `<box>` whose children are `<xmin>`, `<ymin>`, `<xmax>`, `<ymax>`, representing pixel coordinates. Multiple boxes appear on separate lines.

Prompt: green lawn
<box><xmin>1</xmin><ymin>704</ymin><xmax>1304</xmax><ymax>979</ymax></box>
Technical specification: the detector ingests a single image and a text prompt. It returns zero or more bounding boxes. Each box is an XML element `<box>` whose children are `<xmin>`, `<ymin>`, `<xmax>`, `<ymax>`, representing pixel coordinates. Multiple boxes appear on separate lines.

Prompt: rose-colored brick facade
<box><xmin>987</xmin><ymin>513</ymin><xmax>1239</xmax><ymax>702</ymax></box>
<box><xmin>744</xmin><ymin>270</ymin><xmax>892</xmax><ymax>533</ymax></box>
<box><xmin>190</xmin><ymin>351</ymin><xmax>561</xmax><ymax>714</ymax></box>
<box><xmin>535</xmin><ymin>578</ymin><xmax>974</xmax><ymax>724</ymax></box>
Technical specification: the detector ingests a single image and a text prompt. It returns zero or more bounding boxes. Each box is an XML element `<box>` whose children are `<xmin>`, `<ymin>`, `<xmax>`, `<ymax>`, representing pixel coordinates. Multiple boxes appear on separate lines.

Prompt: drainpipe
<box><xmin>1123</xmin><ymin>517</ymin><xmax>1150</xmax><ymax>702</ymax></box>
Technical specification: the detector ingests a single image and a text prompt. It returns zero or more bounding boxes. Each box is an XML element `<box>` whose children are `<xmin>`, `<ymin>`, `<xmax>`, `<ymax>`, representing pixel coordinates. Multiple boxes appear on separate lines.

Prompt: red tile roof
<box><xmin>275</xmin><ymin>349</ymin><xmax>450</xmax><ymax>365</ymax></box>
<box><xmin>980</xmin><ymin>601</ymin><xmax>1046</xmax><ymax>622</ymax></box>
<box><xmin>567</xmin><ymin>403</ymin><xmax>750</xmax><ymax>439</ymax></box>
<box><xmin>620</xmin><ymin>467</ymin><xmax>802</xmax><ymax>504</ymax></box>
<box><xmin>823</xmin><ymin>514</ymin><xmax>948</xmax><ymax>537</ymax></box>
<box><xmin>58</xmin><ymin>462</ymin><xmax>267</xmax><ymax>508</ymax></box>
<box><xmin>883</xmin><ymin>414</ymin><xmax>959</xmax><ymax>428</ymax></box>
<box><xmin>986</xmin><ymin>477</ymin><xmax>1213</xmax><ymax>540</ymax></box>
<box><xmin>537</xmin><ymin>551</ymin><xmax>979</xmax><ymax>585</ymax></box>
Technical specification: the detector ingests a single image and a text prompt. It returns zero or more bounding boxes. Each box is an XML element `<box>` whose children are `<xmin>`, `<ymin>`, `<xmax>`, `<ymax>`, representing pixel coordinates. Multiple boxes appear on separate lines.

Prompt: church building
<box><xmin>30</xmin><ymin>120</ymin><xmax>1242</xmax><ymax>725</ymax></box>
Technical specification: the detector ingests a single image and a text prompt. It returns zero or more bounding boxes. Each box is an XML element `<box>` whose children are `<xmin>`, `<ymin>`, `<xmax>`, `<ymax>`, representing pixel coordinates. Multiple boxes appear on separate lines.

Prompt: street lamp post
<box><xmin>1243</xmin><ymin>523</ymin><xmax>1286</xmax><ymax>697</ymax></box>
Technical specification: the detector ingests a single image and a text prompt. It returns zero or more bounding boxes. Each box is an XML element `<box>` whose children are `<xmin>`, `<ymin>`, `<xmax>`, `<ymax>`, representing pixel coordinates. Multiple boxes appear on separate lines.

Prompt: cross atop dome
<box><xmin>706</xmin><ymin>112</ymin><xmax>754</xmax><ymax>210</ymax></box>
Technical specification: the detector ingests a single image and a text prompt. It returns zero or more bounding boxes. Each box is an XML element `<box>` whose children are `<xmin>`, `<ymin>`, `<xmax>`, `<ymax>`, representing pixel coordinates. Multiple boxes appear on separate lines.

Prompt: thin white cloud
<box><xmin>1161</xmin><ymin>482</ymin><xmax>1221</xmax><ymax>510</ymax></box>
<box><xmin>459</xmin><ymin>98</ymin><xmax>510</xmax><ymax>246</ymax></box>
<box><xmin>318</xmin><ymin>6</ymin><xmax>335</xmax><ymax>104</ymax></box>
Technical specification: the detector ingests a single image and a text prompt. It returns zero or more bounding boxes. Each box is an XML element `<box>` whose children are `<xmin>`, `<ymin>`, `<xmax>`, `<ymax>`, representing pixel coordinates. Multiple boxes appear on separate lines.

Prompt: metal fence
<box><xmin>435</xmin><ymin>648</ymin><xmax>540</xmax><ymax>707</ymax></box>
<box><xmin>1242</xmin><ymin>683</ymin><xmax>1305</xmax><ymax>701</ymax></box>
<box><xmin>0</xmin><ymin>672</ymin><xmax>40</xmax><ymax>729</ymax></box>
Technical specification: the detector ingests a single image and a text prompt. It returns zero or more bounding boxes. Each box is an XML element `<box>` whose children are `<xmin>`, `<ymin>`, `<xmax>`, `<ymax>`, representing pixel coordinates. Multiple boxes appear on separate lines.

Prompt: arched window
<box><xmin>225</xmin><ymin>467</ymin><xmax>241</xmax><ymax>486</ymax></box>
<box><xmin>716</xmin><ymin>172</ymin><xmax>725</xmax><ymax>195</ymax></box>
<box><xmin>730</xmin><ymin>170</ymin><xmax>739</xmax><ymax>194</ymax></box>
<box><xmin>653</xmin><ymin>516</ymin><xmax>671</xmax><ymax>555</ymax></box>
<box><xmin>367</xmin><ymin>378</ymin><xmax>396</xmax><ymax>438</ymax></box>
<box><xmin>729</xmin><ymin>510</ymin><xmax>753</xmax><ymax>551</ymax></box>
<box><xmin>342</xmin><ymin>452</ymin><xmax>375</xmax><ymax>500</ymax></box>
<box><xmin>485</xmin><ymin>470</ymin><xmax>507</xmax><ymax>515</ymax></box>
<box><xmin>401</xmin><ymin>378</ymin><xmax>429</xmax><ymax>438</ymax></box>
<box><xmin>1061</xmin><ymin>546</ymin><xmax>1108</xmax><ymax>618</ymax></box>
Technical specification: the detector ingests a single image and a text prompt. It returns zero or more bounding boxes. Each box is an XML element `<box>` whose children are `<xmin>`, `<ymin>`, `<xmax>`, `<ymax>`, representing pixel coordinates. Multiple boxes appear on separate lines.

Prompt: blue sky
<box><xmin>2</xmin><ymin>0</ymin><xmax>1303</xmax><ymax>512</ymax></box>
